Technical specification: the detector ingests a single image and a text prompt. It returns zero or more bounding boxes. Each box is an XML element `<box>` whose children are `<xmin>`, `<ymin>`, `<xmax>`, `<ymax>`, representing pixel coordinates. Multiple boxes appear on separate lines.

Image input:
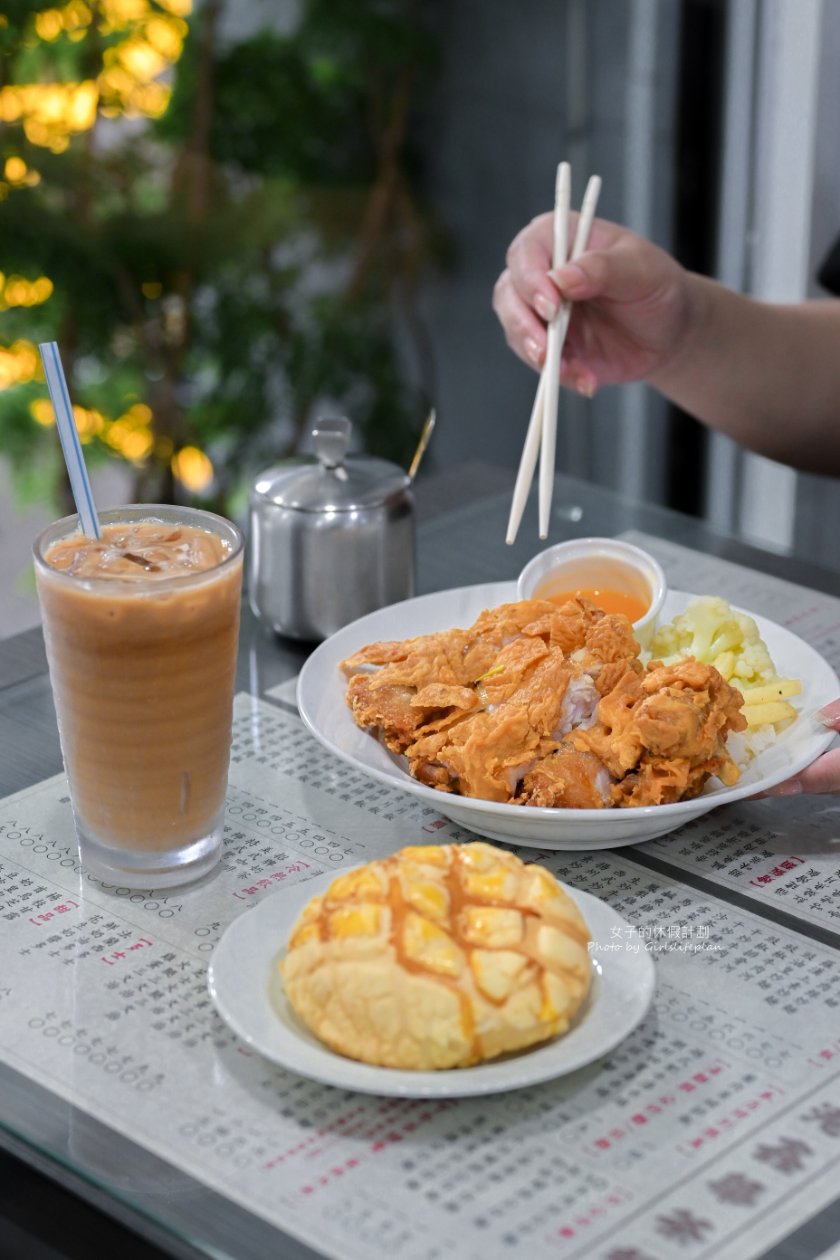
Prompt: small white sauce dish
<box><xmin>516</xmin><ymin>537</ymin><xmax>667</xmax><ymax>649</ymax></box>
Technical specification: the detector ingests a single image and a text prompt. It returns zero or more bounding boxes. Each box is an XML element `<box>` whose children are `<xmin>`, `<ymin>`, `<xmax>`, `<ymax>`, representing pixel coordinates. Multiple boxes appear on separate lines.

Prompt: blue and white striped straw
<box><xmin>38</xmin><ymin>341</ymin><xmax>100</xmax><ymax>539</ymax></box>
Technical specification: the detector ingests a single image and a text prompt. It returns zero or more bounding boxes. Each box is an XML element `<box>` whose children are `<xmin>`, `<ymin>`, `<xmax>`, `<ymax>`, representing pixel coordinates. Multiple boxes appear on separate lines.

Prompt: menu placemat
<box><xmin>621</xmin><ymin>532</ymin><xmax>840</xmax><ymax>942</ymax></box>
<box><xmin>1</xmin><ymin>540</ymin><xmax>840</xmax><ymax>1260</ymax></box>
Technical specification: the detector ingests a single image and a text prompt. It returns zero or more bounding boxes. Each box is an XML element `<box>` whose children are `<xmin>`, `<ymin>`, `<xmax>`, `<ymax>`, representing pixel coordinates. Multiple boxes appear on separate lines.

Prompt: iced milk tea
<box><xmin>33</xmin><ymin>506</ymin><xmax>244</xmax><ymax>888</ymax></box>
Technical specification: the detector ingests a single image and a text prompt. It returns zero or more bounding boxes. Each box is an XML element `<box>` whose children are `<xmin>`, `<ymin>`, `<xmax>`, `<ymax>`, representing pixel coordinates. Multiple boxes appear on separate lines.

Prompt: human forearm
<box><xmin>650</xmin><ymin>275</ymin><xmax>840</xmax><ymax>474</ymax></box>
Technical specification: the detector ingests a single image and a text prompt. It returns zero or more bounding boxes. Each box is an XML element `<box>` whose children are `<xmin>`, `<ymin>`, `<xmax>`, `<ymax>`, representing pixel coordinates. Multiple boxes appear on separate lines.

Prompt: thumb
<box><xmin>552</xmin><ymin>239</ymin><xmax>676</xmax><ymax>307</ymax></box>
<box><xmin>760</xmin><ymin>746</ymin><xmax>840</xmax><ymax>798</ymax></box>
<box><xmin>817</xmin><ymin>697</ymin><xmax>840</xmax><ymax>729</ymax></box>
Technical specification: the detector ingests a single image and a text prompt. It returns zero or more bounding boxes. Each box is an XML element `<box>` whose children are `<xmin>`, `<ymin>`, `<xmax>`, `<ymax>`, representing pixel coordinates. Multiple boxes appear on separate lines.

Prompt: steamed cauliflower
<box><xmin>650</xmin><ymin>595</ymin><xmax>802</xmax><ymax>733</ymax></box>
<box><xmin>650</xmin><ymin>595</ymin><xmax>775</xmax><ymax>690</ymax></box>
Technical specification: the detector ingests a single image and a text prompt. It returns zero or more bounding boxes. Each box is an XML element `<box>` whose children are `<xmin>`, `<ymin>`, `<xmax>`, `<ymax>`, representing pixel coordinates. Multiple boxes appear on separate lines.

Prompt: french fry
<box><xmin>740</xmin><ymin>677</ymin><xmax>802</xmax><ymax>706</ymax></box>
<box><xmin>742</xmin><ymin>699</ymin><xmax>798</xmax><ymax>728</ymax></box>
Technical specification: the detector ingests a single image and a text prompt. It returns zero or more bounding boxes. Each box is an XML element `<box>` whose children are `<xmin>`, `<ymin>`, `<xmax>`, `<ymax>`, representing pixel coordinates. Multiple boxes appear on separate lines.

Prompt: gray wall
<box><xmin>415</xmin><ymin>0</ymin><xmax>680</xmax><ymax>505</ymax></box>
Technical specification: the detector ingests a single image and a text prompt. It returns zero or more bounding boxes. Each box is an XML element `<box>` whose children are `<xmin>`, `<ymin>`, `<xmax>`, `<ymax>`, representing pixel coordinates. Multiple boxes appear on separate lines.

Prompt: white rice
<box><xmin>727</xmin><ymin>723</ymin><xmax>779</xmax><ymax>771</ymax></box>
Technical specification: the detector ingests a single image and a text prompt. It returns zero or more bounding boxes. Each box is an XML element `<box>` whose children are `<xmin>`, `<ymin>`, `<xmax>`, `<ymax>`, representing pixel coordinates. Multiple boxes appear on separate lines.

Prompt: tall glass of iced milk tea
<box><xmin>33</xmin><ymin>505</ymin><xmax>244</xmax><ymax>888</ymax></box>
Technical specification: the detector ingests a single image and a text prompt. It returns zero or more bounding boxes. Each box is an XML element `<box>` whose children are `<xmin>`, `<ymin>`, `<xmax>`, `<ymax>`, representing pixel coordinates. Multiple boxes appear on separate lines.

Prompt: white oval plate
<box><xmin>208</xmin><ymin>872</ymin><xmax>654</xmax><ymax>1097</ymax></box>
<box><xmin>297</xmin><ymin>584</ymin><xmax>839</xmax><ymax>850</ymax></box>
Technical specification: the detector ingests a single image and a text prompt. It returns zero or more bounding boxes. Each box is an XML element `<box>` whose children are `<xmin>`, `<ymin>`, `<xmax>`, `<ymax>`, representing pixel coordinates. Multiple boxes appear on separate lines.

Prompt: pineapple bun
<box><xmin>280</xmin><ymin>842</ymin><xmax>592</xmax><ymax>1070</ymax></box>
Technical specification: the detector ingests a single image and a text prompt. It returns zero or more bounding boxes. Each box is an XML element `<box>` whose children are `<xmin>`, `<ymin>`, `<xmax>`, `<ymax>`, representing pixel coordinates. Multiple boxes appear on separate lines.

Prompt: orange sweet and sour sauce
<box><xmin>546</xmin><ymin>587</ymin><xmax>649</xmax><ymax>622</ymax></box>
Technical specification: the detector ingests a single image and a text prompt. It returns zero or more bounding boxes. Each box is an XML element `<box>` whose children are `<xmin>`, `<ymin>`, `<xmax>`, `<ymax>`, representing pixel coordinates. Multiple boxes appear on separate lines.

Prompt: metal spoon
<box><xmin>408</xmin><ymin>408</ymin><xmax>436</xmax><ymax>482</ymax></box>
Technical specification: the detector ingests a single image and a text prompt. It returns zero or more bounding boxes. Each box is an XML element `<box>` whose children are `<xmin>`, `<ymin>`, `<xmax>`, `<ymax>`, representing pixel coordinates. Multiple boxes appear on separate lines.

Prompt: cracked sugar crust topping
<box><xmin>280</xmin><ymin>842</ymin><xmax>592</xmax><ymax>1071</ymax></box>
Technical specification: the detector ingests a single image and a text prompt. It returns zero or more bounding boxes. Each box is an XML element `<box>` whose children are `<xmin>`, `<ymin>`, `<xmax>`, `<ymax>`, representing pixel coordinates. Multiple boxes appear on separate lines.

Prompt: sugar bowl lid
<box><xmin>251</xmin><ymin>418</ymin><xmax>410</xmax><ymax>512</ymax></box>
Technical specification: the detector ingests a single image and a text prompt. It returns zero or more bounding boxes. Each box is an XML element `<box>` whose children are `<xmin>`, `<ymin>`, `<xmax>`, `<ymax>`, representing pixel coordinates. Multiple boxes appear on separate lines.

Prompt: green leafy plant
<box><xmin>0</xmin><ymin>0</ymin><xmax>441</xmax><ymax>516</ymax></box>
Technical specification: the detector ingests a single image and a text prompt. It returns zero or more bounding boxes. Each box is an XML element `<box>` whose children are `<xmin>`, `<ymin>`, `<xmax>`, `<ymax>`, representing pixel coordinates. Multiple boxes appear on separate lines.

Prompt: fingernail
<box><xmin>551</xmin><ymin>262</ymin><xmax>587</xmax><ymax>295</ymax></box>
<box><xmin>524</xmin><ymin>337</ymin><xmax>543</xmax><ymax>367</ymax></box>
<box><xmin>816</xmin><ymin>706</ymin><xmax>840</xmax><ymax>728</ymax></box>
<box><xmin>575</xmin><ymin>373</ymin><xmax>596</xmax><ymax>398</ymax></box>
<box><xmin>776</xmin><ymin>779</ymin><xmax>803</xmax><ymax>796</ymax></box>
<box><xmin>534</xmin><ymin>293</ymin><xmax>557</xmax><ymax>322</ymax></box>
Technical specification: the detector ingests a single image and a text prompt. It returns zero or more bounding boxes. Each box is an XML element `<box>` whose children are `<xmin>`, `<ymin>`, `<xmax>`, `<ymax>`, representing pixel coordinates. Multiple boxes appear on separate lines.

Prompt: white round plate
<box><xmin>207</xmin><ymin>871</ymin><xmax>655</xmax><ymax>1097</ymax></box>
<box><xmin>297</xmin><ymin>584</ymin><xmax>839</xmax><ymax>850</ymax></box>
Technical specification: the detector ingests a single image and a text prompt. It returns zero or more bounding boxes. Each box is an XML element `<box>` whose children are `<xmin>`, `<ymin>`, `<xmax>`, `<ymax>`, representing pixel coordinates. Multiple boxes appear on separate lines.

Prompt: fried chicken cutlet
<box><xmin>520</xmin><ymin>657</ymin><xmax>747</xmax><ymax>808</ymax></box>
<box><xmin>341</xmin><ymin>598</ymin><xmax>746</xmax><ymax>810</ymax></box>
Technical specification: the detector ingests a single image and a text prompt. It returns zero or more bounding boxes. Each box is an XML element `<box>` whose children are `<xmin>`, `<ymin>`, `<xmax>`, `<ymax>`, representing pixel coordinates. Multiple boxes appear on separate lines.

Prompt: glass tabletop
<box><xmin>1</xmin><ymin>471</ymin><xmax>839</xmax><ymax>1260</ymax></box>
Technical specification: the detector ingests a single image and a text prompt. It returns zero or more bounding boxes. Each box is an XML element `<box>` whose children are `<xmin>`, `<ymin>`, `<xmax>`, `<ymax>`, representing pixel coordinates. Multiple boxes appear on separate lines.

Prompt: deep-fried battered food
<box><xmin>518</xmin><ymin>743</ymin><xmax>613</xmax><ymax>809</ymax></box>
<box><xmin>341</xmin><ymin>598</ymin><xmax>746</xmax><ymax>809</ymax></box>
<box><xmin>523</xmin><ymin>657</ymin><xmax>747</xmax><ymax>808</ymax></box>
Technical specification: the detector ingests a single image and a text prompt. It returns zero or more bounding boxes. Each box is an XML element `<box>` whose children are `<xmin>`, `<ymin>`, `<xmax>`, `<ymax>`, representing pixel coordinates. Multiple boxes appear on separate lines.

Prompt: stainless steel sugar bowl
<box><xmin>248</xmin><ymin>417</ymin><xmax>415</xmax><ymax>641</ymax></box>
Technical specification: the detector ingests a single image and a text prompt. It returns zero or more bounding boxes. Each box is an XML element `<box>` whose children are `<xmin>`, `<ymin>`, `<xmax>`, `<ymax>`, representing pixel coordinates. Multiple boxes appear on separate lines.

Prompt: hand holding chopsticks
<box><xmin>506</xmin><ymin>165</ymin><xmax>602</xmax><ymax>545</ymax></box>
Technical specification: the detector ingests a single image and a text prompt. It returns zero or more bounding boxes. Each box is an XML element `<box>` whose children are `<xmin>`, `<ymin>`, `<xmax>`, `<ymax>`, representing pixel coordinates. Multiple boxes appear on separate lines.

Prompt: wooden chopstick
<box><xmin>505</xmin><ymin>169</ymin><xmax>603</xmax><ymax>545</ymax></box>
<box><xmin>505</xmin><ymin>164</ymin><xmax>568</xmax><ymax>546</ymax></box>
<box><xmin>538</xmin><ymin>161</ymin><xmax>571</xmax><ymax>540</ymax></box>
<box><xmin>538</xmin><ymin>172</ymin><xmax>602</xmax><ymax>538</ymax></box>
